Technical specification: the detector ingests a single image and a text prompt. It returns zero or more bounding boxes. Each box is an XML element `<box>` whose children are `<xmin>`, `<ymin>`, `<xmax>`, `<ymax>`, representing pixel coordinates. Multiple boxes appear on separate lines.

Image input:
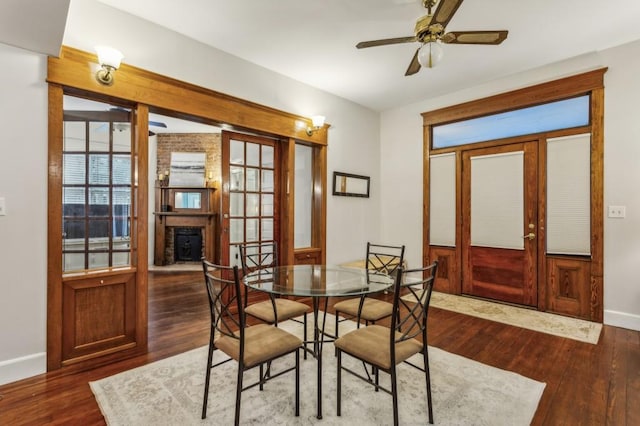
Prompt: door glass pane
<box><xmin>262</xmin><ymin>145</ymin><xmax>274</xmax><ymax>168</ymax></box>
<box><xmin>294</xmin><ymin>144</ymin><xmax>312</xmax><ymax>248</ymax></box>
<box><xmin>63</xmin><ymin>155</ymin><xmax>86</xmax><ymax>184</ymax></box>
<box><xmin>112</xmin><ymin>252</ymin><xmax>130</xmax><ymax>267</ymax></box>
<box><xmin>112</xmin><ymin>155</ymin><xmax>131</xmax><ymax>184</ymax></box>
<box><xmin>63</xmin><ymin>219</ymin><xmax>85</xmax><ymax>247</ymax></box>
<box><xmin>246</xmin><ymin>143</ymin><xmax>260</xmax><ymax>167</ymax></box>
<box><xmin>262</xmin><ymin>194</ymin><xmax>274</xmax><ymax>216</ymax></box>
<box><xmin>89</xmin><ymin>122</ymin><xmax>109</xmax><ymax>151</ymax></box>
<box><xmin>470</xmin><ymin>152</ymin><xmax>524</xmax><ymax>249</ymax></box>
<box><xmin>230</xmin><ymin>218</ymin><xmax>244</xmax><ymax>243</ymax></box>
<box><xmin>230</xmin><ymin>193</ymin><xmax>244</xmax><ymax>216</ymax></box>
<box><xmin>230</xmin><ymin>166</ymin><xmax>244</xmax><ymax>191</ymax></box>
<box><xmin>63</xmin><ymin>188</ymin><xmax>85</xmax><ymax>216</ymax></box>
<box><xmin>246</xmin><ymin>218</ymin><xmax>259</xmax><ymax>242</ymax></box>
<box><xmin>88</xmin><ymin>188</ymin><xmax>109</xmax><ymax>215</ymax></box>
<box><xmin>88</xmin><ymin>219</ymin><xmax>110</xmax><ymax>241</ymax></box>
<box><xmin>63</xmin><ymin>253</ymin><xmax>85</xmax><ymax>271</ymax></box>
<box><xmin>64</xmin><ymin>122</ymin><xmax>85</xmax><ymax>151</ymax></box>
<box><xmin>230</xmin><ymin>139</ymin><xmax>244</xmax><ymax>165</ymax></box>
<box><xmin>112</xmin><ymin>123</ymin><xmax>131</xmax><ymax>151</ymax></box>
<box><xmin>89</xmin><ymin>155</ymin><xmax>110</xmax><ymax>185</ymax></box>
<box><xmin>262</xmin><ymin>218</ymin><xmax>274</xmax><ymax>241</ymax></box>
<box><xmin>262</xmin><ymin>170</ymin><xmax>274</xmax><ymax>192</ymax></box>
<box><xmin>246</xmin><ymin>168</ymin><xmax>259</xmax><ymax>191</ymax></box>
<box><xmin>246</xmin><ymin>194</ymin><xmax>259</xmax><ymax>217</ymax></box>
<box><xmin>89</xmin><ymin>252</ymin><xmax>109</xmax><ymax>269</ymax></box>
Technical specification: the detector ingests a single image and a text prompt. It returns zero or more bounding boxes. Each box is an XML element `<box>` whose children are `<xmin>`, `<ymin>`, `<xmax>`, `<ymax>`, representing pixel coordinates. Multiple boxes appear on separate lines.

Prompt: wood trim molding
<box><xmin>47</xmin><ymin>46</ymin><xmax>328</xmax><ymax>145</ymax></box>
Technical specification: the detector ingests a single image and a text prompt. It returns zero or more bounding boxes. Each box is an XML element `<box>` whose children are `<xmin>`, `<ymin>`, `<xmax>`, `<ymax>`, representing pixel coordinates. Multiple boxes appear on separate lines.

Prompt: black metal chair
<box><xmin>335</xmin><ymin>261</ymin><xmax>438</xmax><ymax>426</ymax></box>
<box><xmin>333</xmin><ymin>242</ymin><xmax>405</xmax><ymax>338</ymax></box>
<box><xmin>237</xmin><ymin>241</ymin><xmax>308</xmax><ymax>357</ymax></box>
<box><xmin>201</xmin><ymin>259</ymin><xmax>302</xmax><ymax>425</ymax></box>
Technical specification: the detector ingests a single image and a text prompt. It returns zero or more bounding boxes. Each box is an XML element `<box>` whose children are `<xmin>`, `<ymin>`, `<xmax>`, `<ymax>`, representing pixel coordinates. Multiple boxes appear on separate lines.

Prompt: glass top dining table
<box><xmin>243</xmin><ymin>264</ymin><xmax>395</xmax><ymax>419</ymax></box>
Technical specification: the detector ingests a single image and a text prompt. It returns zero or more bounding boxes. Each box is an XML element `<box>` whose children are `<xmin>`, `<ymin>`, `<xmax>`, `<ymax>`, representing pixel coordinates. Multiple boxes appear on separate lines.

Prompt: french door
<box><xmin>461</xmin><ymin>142</ymin><xmax>538</xmax><ymax>306</ymax></box>
<box><xmin>220</xmin><ymin>131</ymin><xmax>279</xmax><ymax>275</ymax></box>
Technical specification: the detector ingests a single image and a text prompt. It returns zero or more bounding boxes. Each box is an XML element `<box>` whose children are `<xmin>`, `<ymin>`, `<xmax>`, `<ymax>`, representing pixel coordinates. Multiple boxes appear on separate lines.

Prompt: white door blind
<box><xmin>429</xmin><ymin>153</ymin><xmax>456</xmax><ymax>246</ymax></box>
<box><xmin>546</xmin><ymin>134</ymin><xmax>591</xmax><ymax>255</ymax></box>
<box><xmin>471</xmin><ymin>151</ymin><xmax>524</xmax><ymax>250</ymax></box>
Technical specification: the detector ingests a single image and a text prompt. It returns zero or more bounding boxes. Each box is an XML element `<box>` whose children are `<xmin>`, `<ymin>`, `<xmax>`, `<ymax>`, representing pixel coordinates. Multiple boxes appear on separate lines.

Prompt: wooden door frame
<box><xmin>461</xmin><ymin>141</ymin><xmax>538</xmax><ymax>306</ymax></box>
<box><xmin>422</xmin><ymin>68</ymin><xmax>606</xmax><ymax>321</ymax></box>
<box><xmin>47</xmin><ymin>46</ymin><xmax>328</xmax><ymax>370</ymax></box>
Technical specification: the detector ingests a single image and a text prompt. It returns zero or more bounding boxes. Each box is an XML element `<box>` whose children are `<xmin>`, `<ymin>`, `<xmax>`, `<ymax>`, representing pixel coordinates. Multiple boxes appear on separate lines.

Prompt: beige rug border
<box><xmin>404</xmin><ymin>290</ymin><xmax>602</xmax><ymax>344</ymax></box>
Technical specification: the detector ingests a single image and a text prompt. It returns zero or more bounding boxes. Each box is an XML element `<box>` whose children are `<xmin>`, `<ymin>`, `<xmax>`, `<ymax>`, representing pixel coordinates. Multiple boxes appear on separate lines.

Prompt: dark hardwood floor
<box><xmin>0</xmin><ymin>271</ymin><xmax>638</xmax><ymax>425</ymax></box>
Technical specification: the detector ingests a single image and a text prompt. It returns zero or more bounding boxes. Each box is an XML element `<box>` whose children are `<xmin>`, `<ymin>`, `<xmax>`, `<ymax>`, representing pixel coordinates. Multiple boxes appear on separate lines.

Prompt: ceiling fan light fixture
<box><xmin>418</xmin><ymin>40</ymin><xmax>444</xmax><ymax>68</ymax></box>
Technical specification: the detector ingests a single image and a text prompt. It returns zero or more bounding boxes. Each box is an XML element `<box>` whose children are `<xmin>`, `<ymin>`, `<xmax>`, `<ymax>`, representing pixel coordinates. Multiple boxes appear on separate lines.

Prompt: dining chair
<box><xmin>201</xmin><ymin>259</ymin><xmax>302</xmax><ymax>425</ymax></box>
<box><xmin>333</xmin><ymin>242</ymin><xmax>405</xmax><ymax>339</ymax></box>
<box><xmin>238</xmin><ymin>241</ymin><xmax>309</xmax><ymax>357</ymax></box>
<box><xmin>335</xmin><ymin>261</ymin><xmax>438</xmax><ymax>425</ymax></box>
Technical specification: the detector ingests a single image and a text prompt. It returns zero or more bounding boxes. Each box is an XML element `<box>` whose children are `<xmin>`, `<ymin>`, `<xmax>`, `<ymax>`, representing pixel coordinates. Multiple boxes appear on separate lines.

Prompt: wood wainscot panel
<box><xmin>61</xmin><ymin>270</ymin><xmax>137</xmax><ymax>365</ymax></box>
<box><xmin>294</xmin><ymin>248</ymin><xmax>322</xmax><ymax>265</ymax></box>
<box><xmin>429</xmin><ymin>246</ymin><xmax>457</xmax><ymax>293</ymax></box>
<box><xmin>546</xmin><ymin>256</ymin><xmax>591</xmax><ymax>319</ymax></box>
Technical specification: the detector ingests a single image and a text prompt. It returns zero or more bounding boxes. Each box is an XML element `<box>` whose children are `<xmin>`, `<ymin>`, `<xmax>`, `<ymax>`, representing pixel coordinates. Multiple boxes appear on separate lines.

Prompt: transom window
<box><xmin>432</xmin><ymin>95</ymin><xmax>590</xmax><ymax>149</ymax></box>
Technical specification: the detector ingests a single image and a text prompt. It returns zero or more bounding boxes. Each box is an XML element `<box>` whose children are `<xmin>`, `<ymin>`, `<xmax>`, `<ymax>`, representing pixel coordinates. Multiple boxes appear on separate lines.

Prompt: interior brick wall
<box><xmin>156</xmin><ymin>133</ymin><xmax>222</xmax><ymax>182</ymax></box>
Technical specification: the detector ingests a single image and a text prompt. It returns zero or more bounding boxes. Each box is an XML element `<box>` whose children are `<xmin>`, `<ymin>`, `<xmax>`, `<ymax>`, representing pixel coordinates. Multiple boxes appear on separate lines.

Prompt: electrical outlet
<box><xmin>608</xmin><ymin>205</ymin><xmax>626</xmax><ymax>218</ymax></box>
<box><xmin>0</xmin><ymin>197</ymin><xmax>5</xmax><ymax>216</ymax></box>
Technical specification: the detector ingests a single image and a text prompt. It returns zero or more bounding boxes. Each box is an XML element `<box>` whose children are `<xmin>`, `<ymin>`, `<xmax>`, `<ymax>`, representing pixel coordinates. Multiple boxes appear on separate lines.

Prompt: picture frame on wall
<box><xmin>332</xmin><ymin>171</ymin><xmax>370</xmax><ymax>198</ymax></box>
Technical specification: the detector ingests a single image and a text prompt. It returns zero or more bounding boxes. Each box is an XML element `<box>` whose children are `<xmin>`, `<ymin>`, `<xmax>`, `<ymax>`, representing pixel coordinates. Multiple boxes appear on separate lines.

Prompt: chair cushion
<box><xmin>245</xmin><ymin>299</ymin><xmax>309</xmax><ymax>323</ymax></box>
<box><xmin>334</xmin><ymin>325</ymin><xmax>423</xmax><ymax>370</ymax></box>
<box><xmin>216</xmin><ymin>323</ymin><xmax>302</xmax><ymax>368</ymax></box>
<box><xmin>333</xmin><ymin>298</ymin><xmax>394</xmax><ymax>322</ymax></box>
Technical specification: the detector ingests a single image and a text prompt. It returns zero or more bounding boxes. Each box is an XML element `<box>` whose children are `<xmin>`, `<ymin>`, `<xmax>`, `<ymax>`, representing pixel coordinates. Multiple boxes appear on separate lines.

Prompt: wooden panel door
<box><xmin>48</xmin><ymin>90</ymin><xmax>147</xmax><ymax>370</ymax></box>
<box><xmin>462</xmin><ymin>142</ymin><xmax>538</xmax><ymax>306</ymax></box>
<box><xmin>221</xmin><ymin>131</ymin><xmax>279</xmax><ymax>305</ymax></box>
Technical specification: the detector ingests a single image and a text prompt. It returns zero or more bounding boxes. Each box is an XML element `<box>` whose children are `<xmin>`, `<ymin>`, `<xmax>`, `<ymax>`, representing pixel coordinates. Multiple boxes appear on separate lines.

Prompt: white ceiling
<box><xmin>94</xmin><ymin>0</ymin><xmax>640</xmax><ymax>111</ymax></box>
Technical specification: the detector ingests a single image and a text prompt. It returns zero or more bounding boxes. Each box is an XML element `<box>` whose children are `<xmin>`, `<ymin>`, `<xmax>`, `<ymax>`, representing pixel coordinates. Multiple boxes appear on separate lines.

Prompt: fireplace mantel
<box><xmin>154</xmin><ymin>185</ymin><xmax>218</xmax><ymax>266</ymax></box>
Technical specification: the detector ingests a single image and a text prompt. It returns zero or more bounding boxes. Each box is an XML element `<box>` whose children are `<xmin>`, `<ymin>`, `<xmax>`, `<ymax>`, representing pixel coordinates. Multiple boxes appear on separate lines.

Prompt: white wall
<box><xmin>0</xmin><ymin>43</ymin><xmax>49</xmax><ymax>384</ymax></box>
<box><xmin>380</xmin><ymin>42</ymin><xmax>640</xmax><ymax>331</ymax></box>
<box><xmin>0</xmin><ymin>0</ymin><xmax>381</xmax><ymax>384</ymax></box>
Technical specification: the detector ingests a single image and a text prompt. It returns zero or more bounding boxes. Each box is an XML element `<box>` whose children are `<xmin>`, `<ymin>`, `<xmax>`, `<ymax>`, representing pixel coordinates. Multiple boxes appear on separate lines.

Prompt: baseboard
<box><xmin>0</xmin><ymin>352</ymin><xmax>46</xmax><ymax>386</ymax></box>
<box><xmin>604</xmin><ymin>309</ymin><xmax>640</xmax><ymax>331</ymax></box>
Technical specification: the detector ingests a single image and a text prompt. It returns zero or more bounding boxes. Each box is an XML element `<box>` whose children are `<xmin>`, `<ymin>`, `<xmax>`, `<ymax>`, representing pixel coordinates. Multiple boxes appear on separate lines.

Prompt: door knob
<box><xmin>522</xmin><ymin>233</ymin><xmax>535</xmax><ymax>240</ymax></box>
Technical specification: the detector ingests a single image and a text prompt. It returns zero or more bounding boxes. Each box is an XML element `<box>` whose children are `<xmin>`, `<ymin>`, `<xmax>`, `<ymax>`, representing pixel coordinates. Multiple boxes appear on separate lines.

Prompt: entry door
<box><xmin>221</xmin><ymin>131</ymin><xmax>278</xmax><ymax>274</ymax></box>
<box><xmin>461</xmin><ymin>142</ymin><xmax>538</xmax><ymax>306</ymax></box>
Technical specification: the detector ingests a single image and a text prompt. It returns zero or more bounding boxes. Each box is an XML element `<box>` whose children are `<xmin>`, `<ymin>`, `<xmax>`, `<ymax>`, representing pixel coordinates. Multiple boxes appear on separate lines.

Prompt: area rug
<box><xmin>90</xmin><ymin>315</ymin><xmax>545</xmax><ymax>425</ymax></box>
<box><xmin>402</xmin><ymin>291</ymin><xmax>602</xmax><ymax>344</ymax></box>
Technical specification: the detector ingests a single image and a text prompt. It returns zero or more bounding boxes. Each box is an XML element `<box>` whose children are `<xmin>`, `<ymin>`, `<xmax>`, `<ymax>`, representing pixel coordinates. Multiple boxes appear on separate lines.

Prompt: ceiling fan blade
<box><xmin>405</xmin><ymin>48</ymin><xmax>422</xmax><ymax>76</ymax></box>
<box><xmin>430</xmin><ymin>0</ymin><xmax>464</xmax><ymax>29</ymax></box>
<box><xmin>356</xmin><ymin>36</ymin><xmax>417</xmax><ymax>49</ymax></box>
<box><xmin>441</xmin><ymin>30</ymin><xmax>508</xmax><ymax>44</ymax></box>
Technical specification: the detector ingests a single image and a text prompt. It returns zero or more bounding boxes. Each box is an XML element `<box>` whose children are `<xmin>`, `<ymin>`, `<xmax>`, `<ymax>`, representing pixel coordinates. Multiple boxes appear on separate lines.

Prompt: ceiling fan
<box><xmin>356</xmin><ymin>0</ymin><xmax>508</xmax><ymax>75</ymax></box>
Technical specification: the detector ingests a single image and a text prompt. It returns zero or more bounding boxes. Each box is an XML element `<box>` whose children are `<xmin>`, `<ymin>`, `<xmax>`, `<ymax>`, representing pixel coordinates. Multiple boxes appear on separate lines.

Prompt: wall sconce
<box><xmin>306</xmin><ymin>115</ymin><xmax>326</xmax><ymax>136</ymax></box>
<box><xmin>95</xmin><ymin>46</ymin><xmax>124</xmax><ymax>86</ymax></box>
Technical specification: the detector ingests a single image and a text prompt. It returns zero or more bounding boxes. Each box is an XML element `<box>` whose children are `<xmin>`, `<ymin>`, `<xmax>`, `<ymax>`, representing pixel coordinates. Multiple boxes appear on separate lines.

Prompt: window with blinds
<box><xmin>546</xmin><ymin>134</ymin><xmax>591</xmax><ymax>255</ymax></box>
<box><xmin>429</xmin><ymin>153</ymin><xmax>456</xmax><ymax>246</ymax></box>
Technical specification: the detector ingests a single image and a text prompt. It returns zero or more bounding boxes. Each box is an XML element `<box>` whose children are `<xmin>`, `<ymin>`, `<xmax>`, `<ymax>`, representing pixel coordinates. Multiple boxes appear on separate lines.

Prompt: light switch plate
<box><xmin>608</xmin><ymin>205</ymin><xmax>626</xmax><ymax>218</ymax></box>
<box><xmin>0</xmin><ymin>197</ymin><xmax>5</xmax><ymax>216</ymax></box>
